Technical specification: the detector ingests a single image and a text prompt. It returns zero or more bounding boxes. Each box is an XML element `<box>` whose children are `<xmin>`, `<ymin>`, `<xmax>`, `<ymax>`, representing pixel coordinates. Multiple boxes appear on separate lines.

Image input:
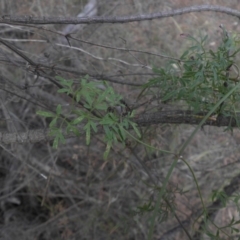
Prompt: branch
<box><xmin>134</xmin><ymin>110</ymin><xmax>236</xmax><ymax>127</ymax></box>
<box><xmin>62</xmin><ymin>0</ymin><xmax>97</xmax><ymax>35</ymax></box>
<box><xmin>1</xmin><ymin>5</ymin><xmax>240</xmax><ymax>25</ymax></box>
<box><xmin>0</xmin><ymin>111</ymin><xmax>238</xmax><ymax>144</ymax></box>
<box><xmin>0</xmin><ymin>57</ymin><xmax>144</xmax><ymax>86</ymax></box>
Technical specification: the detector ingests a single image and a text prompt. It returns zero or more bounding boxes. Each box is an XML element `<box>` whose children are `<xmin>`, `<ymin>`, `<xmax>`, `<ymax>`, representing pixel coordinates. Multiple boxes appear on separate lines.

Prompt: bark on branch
<box><xmin>1</xmin><ymin>5</ymin><xmax>240</xmax><ymax>25</ymax></box>
<box><xmin>0</xmin><ymin>110</ymin><xmax>238</xmax><ymax>144</ymax></box>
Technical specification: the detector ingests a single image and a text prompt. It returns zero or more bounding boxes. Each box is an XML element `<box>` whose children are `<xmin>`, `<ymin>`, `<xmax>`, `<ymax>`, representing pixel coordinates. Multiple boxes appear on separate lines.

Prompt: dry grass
<box><xmin>1</xmin><ymin>0</ymin><xmax>240</xmax><ymax>239</ymax></box>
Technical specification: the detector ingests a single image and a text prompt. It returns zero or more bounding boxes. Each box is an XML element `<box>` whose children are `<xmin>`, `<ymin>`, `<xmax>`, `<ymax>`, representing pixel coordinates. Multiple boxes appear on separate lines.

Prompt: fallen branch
<box><xmin>1</xmin><ymin>5</ymin><xmax>240</xmax><ymax>25</ymax></box>
<box><xmin>0</xmin><ymin>110</ymin><xmax>237</xmax><ymax>144</ymax></box>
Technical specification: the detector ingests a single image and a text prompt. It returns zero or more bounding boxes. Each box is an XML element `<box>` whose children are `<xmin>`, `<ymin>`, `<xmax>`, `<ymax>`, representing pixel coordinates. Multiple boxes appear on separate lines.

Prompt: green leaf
<box><xmin>234</xmin><ymin>219</ymin><xmax>240</xmax><ymax>225</ymax></box>
<box><xmin>111</xmin><ymin>125</ymin><xmax>118</xmax><ymax>132</ymax></box>
<box><xmin>90</xmin><ymin>121</ymin><xmax>97</xmax><ymax>133</ymax></box>
<box><xmin>202</xmin><ymin>34</ymin><xmax>208</xmax><ymax>43</ymax></box>
<box><xmin>55</xmin><ymin>76</ymin><xmax>66</xmax><ymax>82</ymax></box>
<box><xmin>56</xmin><ymin>76</ymin><xmax>73</xmax><ymax>88</ymax></box>
<box><xmin>124</xmin><ymin>118</ymin><xmax>131</xmax><ymax>128</ymax></box>
<box><xmin>58</xmin><ymin>132</ymin><xmax>65</xmax><ymax>144</ymax></box>
<box><xmin>129</xmin><ymin>110</ymin><xmax>136</xmax><ymax>118</ymax></box>
<box><xmin>96</xmin><ymin>103</ymin><xmax>108</xmax><ymax>111</ymax></box>
<box><xmin>118</xmin><ymin>126</ymin><xmax>126</xmax><ymax>141</ymax></box>
<box><xmin>52</xmin><ymin>136</ymin><xmax>59</xmax><ymax>149</ymax></box>
<box><xmin>49</xmin><ymin>118</ymin><xmax>57</xmax><ymax>128</ymax></box>
<box><xmin>66</xmin><ymin>124</ymin><xmax>80</xmax><ymax>136</ymax></box>
<box><xmin>84</xmin><ymin>122</ymin><xmax>91</xmax><ymax>145</ymax></box>
<box><xmin>85</xmin><ymin>94</ymin><xmax>94</xmax><ymax>108</ymax></box>
<box><xmin>209</xmin><ymin>50</ymin><xmax>216</xmax><ymax>57</ymax></box>
<box><xmin>37</xmin><ymin>111</ymin><xmax>55</xmax><ymax>118</ymax></box>
<box><xmin>232</xmin><ymin>227</ymin><xmax>239</xmax><ymax>233</ymax></box>
<box><xmin>49</xmin><ymin>129</ymin><xmax>65</xmax><ymax>148</ymax></box>
<box><xmin>72</xmin><ymin>116</ymin><xmax>85</xmax><ymax>125</ymax></box>
<box><xmin>100</xmin><ymin>114</ymin><xmax>116</xmax><ymax>125</ymax></box>
<box><xmin>104</xmin><ymin>141</ymin><xmax>112</xmax><ymax>160</ymax></box>
<box><xmin>58</xmin><ymin>88</ymin><xmax>70</xmax><ymax>94</ymax></box>
<box><xmin>162</xmin><ymin>90</ymin><xmax>178</xmax><ymax>102</ymax></box>
<box><xmin>180</xmin><ymin>49</ymin><xmax>189</xmax><ymax>60</ymax></box>
<box><xmin>103</xmin><ymin>125</ymin><xmax>113</xmax><ymax>140</ymax></box>
<box><xmin>129</xmin><ymin>121</ymin><xmax>141</xmax><ymax>138</ymax></box>
<box><xmin>75</xmin><ymin>91</ymin><xmax>82</xmax><ymax>102</ymax></box>
<box><xmin>83</xmin><ymin>103</ymin><xmax>91</xmax><ymax>109</ymax></box>
<box><xmin>56</xmin><ymin>104</ymin><xmax>62</xmax><ymax>115</ymax></box>
<box><xmin>49</xmin><ymin>129</ymin><xmax>57</xmax><ymax>136</ymax></box>
<box><xmin>96</xmin><ymin>90</ymin><xmax>108</xmax><ymax>103</ymax></box>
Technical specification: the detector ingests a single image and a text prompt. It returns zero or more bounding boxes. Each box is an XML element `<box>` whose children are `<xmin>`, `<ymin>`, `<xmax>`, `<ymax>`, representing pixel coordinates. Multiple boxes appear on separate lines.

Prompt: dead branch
<box><xmin>1</xmin><ymin>5</ymin><xmax>240</xmax><ymax>25</ymax></box>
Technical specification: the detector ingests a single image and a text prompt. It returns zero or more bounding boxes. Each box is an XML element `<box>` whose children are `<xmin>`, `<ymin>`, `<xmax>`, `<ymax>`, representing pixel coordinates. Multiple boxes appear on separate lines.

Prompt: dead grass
<box><xmin>1</xmin><ymin>0</ymin><xmax>240</xmax><ymax>239</ymax></box>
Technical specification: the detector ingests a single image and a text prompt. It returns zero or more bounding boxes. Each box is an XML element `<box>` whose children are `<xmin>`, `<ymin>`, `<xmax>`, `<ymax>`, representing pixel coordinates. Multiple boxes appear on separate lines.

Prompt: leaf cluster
<box><xmin>37</xmin><ymin>76</ymin><xmax>141</xmax><ymax>159</ymax></box>
<box><xmin>141</xmin><ymin>31</ymin><xmax>240</xmax><ymax>118</ymax></box>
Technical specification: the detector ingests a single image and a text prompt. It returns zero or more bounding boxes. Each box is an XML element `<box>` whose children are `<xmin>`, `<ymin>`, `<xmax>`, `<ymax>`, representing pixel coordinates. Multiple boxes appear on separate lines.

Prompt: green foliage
<box><xmin>135</xmin><ymin>29</ymin><xmax>240</xmax><ymax>240</ymax></box>
<box><xmin>211</xmin><ymin>190</ymin><xmax>228</xmax><ymax>207</ymax></box>
<box><xmin>140</xmin><ymin>30</ymin><xmax>240</xmax><ymax>119</ymax></box>
<box><xmin>36</xmin><ymin>28</ymin><xmax>240</xmax><ymax>239</ymax></box>
<box><xmin>37</xmin><ymin>76</ymin><xmax>140</xmax><ymax>159</ymax></box>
